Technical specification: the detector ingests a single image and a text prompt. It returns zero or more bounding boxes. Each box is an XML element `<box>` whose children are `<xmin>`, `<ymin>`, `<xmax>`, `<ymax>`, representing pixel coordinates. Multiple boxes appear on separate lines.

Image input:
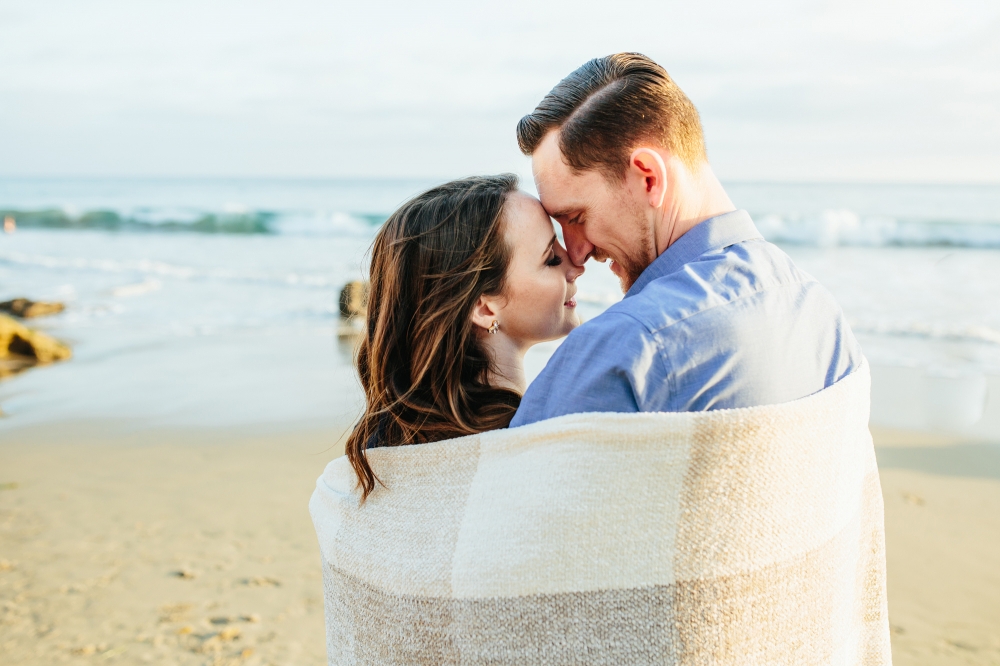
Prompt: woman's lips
<box><xmin>565</xmin><ymin>284</ymin><xmax>578</xmax><ymax>308</ymax></box>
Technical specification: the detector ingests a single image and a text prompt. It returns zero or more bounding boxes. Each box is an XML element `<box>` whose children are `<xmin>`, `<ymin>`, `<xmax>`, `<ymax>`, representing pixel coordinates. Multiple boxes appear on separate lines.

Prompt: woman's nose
<box><xmin>567</xmin><ymin>262</ymin><xmax>585</xmax><ymax>282</ymax></box>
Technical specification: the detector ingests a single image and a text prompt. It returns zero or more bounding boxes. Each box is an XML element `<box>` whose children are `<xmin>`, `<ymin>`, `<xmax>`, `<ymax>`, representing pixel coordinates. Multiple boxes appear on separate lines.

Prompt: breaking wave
<box><xmin>0</xmin><ymin>207</ymin><xmax>384</xmax><ymax>236</ymax></box>
<box><xmin>753</xmin><ymin>209</ymin><xmax>1000</xmax><ymax>248</ymax></box>
<box><xmin>3</xmin><ymin>202</ymin><xmax>1000</xmax><ymax>248</ymax></box>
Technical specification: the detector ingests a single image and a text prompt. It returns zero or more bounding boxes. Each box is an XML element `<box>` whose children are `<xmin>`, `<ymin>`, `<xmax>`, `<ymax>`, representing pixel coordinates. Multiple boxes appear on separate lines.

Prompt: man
<box><xmin>511</xmin><ymin>53</ymin><xmax>862</xmax><ymax>427</ymax></box>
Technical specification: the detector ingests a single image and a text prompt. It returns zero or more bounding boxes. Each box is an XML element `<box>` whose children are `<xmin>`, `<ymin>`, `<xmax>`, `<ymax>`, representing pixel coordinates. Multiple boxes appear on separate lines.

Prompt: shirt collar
<box><xmin>625</xmin><ymin>210</ymin><xmax>763</xmax><ymax>298</ymax></box>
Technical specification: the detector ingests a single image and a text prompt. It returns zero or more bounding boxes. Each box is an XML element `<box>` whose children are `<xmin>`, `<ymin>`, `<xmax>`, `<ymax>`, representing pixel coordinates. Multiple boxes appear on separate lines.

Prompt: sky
<box><xmin>1</xmin><ymin>0</ymin><xmax>998</xmax><ymax>182</ymax></box>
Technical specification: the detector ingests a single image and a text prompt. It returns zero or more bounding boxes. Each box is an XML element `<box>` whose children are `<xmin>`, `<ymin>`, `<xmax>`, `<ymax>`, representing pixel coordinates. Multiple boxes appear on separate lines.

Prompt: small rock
<box><xmin>339</xmin><ymin>281</ymin><xmax>368</xmax><ymax>319</ymax></box>
<box><xmin>171</xmin><ymin>568</ymin><xmax>197</xmax><ymax>580</ymax></box>
<box><xmin>902</xmin><ymin>492</ymin><xmax>925</xmax><ymax>506</ymax></box>
<box><xmin>0</xmin><ymin>314</ymin><xmax>72</xmax><ymax>379</ymax></box>
<box><xmin>241</xmin><ymin>613</ymin><xmax>261</xmax><ymax>623</ymax></box>
<box><xmin>0</xmin><ymin>298</ymin><xmax>65</xmax><ymax>319</ymax></box>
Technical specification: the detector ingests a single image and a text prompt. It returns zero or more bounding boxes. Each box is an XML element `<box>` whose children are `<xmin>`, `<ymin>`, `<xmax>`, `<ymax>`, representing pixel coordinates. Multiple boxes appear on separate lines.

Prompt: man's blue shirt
<box><xmin>510</xmin><ymin>210</ymin><xmax>863</xmax><ymax>427</ymax></box>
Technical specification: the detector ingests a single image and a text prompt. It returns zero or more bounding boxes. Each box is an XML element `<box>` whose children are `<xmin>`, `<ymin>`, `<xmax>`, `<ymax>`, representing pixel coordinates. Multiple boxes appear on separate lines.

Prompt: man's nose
<box><xmin>560</xmin><ymin>223</ymin><xmax>593</xmax><ymax>267</ymax></box>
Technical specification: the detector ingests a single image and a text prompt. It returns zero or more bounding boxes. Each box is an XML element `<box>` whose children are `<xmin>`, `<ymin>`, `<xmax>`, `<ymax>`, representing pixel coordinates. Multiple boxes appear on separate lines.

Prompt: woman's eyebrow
<box><xmin>542</xmin><ymin>235</ymin><xmax>556</xmax><ymax>257</ymax></box>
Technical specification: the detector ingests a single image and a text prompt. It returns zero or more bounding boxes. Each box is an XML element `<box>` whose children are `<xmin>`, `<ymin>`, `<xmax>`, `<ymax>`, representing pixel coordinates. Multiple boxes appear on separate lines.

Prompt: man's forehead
<box><xmin>532</xmin><ymin>133</ymin><xmax>584</xmax><ymax>215</ymax></box>
<box><xmin>531</xmin><ymin>131</ymin><xmax>569</xmax><ymax>177</ymax></box>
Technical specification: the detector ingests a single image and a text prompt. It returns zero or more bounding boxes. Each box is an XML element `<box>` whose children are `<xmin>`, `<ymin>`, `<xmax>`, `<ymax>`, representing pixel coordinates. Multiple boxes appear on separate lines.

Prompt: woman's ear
<box><xmin>470</xmin><ymin>294</ymin><xmax>500</xmax><ymax>333</ymax></box>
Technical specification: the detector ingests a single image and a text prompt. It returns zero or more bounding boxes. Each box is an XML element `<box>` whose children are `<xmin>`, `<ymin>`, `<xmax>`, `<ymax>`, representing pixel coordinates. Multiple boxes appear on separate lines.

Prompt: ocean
<box><xmin>2</xmin><ymin>178</ymin><xmax>999</xmax><ymax>438</ymax></box>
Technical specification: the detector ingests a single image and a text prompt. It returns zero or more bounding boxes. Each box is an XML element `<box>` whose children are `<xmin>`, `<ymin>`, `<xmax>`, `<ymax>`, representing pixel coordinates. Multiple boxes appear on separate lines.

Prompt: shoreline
<box><xmin>2</xmin><ymin>421</ymin><xmax>999</xmax><ymax>664</ymax></box>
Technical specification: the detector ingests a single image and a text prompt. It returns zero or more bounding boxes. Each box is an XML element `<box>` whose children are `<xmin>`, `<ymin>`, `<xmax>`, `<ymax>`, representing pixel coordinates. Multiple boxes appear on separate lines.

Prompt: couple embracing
<box><xmin>311</xmin><ymin>54</ymin><xmax>891</xmax><ymax>665</ymax></box>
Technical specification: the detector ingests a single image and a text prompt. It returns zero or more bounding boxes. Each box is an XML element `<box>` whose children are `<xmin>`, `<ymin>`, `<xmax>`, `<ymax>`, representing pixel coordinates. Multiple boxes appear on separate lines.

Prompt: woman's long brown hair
<box><xmin>347</xmin><ymin>174</ymin><xmax>522</xmax><ymax>501</ymax></box>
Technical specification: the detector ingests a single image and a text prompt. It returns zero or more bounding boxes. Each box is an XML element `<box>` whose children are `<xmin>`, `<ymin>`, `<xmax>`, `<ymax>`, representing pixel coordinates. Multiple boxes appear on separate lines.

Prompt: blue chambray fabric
<box><xmin>511</xmin><ymin>210</ymin><xmax>863</xmax><ymax>427</ymax></box>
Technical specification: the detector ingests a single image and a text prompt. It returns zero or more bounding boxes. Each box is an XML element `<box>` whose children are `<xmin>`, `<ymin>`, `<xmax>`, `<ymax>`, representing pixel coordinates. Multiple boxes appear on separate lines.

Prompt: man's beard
<box><xmin>591</xmin><ymin>247</ymin><xmax>646</xmax><ymax>292</ymax></box>
<box><xmin>593</xmin><ymin>199</ymin><xmax>655</xmax><ymax>293</ymax></box>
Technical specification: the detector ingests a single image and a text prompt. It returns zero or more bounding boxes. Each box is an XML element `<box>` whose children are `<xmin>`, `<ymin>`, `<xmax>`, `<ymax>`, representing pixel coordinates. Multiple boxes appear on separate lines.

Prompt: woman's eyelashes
<box><xmin>545</xmin><ymin>253</ymin><xmax>563</xmax><ymax>267</ymax></box>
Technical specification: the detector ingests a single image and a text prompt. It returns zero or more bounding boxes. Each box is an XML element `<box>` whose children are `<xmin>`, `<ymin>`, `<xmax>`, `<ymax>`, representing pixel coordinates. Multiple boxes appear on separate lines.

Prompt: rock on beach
<box><xmin>0</xmin><ymin>298</ymin><xmax>66</xmax><ymax>319</ymax></box>
<box><xmin>337</xmin><ymin>281</ymin><xmax>368</xmax><ymax>341</ymax></box>
<box><xmin>338</xmin><ymin>281</ymin><xmax>368</xmax><ymax>319</ymax></box>
<box><xmin>0</xmin><ymin>314</ymin><xmax>72</xmax><ymax>379</ymax></box>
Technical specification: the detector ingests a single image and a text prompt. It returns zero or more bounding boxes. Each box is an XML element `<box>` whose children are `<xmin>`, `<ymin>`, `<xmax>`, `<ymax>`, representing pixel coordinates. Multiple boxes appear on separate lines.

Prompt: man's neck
<box><xmin>655</xmin><ymin>161</ymin><xmax>736</xmax><ymax>256</ymax></box>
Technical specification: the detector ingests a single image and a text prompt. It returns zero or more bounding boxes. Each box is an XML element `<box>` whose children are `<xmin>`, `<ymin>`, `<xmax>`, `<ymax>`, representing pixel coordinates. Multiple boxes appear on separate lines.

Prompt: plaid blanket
<box><xmin>310</xmin><ymin>362</ymin><xmax>890</xmax><ymax>665</ymax></box>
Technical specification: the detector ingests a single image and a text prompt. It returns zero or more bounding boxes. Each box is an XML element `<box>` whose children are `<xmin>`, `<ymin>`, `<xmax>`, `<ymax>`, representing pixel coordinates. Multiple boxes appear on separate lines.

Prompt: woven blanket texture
<box><xmin>310</xmin><ymin>362</ymin><xmax>890</xmax><ymax>665</ymax></box>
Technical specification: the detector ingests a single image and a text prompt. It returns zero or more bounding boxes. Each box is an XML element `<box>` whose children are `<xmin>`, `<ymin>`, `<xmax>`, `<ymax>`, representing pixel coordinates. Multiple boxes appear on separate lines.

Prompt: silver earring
<box><xmin>488</xmin><ymin>320</ymin><xmax>500</xmax><ymax>335</ymax></box>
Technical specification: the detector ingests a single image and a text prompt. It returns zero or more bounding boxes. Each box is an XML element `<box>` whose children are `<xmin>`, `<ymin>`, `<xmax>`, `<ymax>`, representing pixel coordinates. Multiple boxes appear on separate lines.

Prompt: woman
<box><xmin>347</xmin><ymin>174</ymin><xmax>583</xmax><ymax>499</ymax></box>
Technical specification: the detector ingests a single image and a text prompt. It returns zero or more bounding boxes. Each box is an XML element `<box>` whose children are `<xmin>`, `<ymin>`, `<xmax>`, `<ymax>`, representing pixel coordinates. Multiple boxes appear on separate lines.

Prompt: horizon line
<box><xmin>2</xmin><ymin>174</ymin><xmax>999</xmax><ymax>187</ymax></box>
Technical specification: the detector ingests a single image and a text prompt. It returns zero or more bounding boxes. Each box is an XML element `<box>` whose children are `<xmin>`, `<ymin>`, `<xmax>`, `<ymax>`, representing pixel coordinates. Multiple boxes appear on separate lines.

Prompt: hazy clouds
<box><xmin>1</xmin><ymin>0</ymin><xmax>997</xmax><ymax>181</ymax></box>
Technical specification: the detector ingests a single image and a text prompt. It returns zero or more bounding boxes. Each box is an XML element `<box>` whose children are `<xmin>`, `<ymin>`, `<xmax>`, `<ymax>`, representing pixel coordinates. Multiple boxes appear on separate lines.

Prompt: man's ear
<box><xmin>628</xmin><ymin>147</ymin><xmax>668</xmax><ymax>208</ymax></box>
<box><xmin>470</xmin><ymin>294</ymin><xmax>501</xmax><ymax>333</ymax></box>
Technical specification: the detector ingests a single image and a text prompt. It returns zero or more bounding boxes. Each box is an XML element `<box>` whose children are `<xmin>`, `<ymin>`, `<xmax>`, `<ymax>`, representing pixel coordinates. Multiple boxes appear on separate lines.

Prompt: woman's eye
<box><xmin>546</xmin><ymin>254</ymin><xmax>563</xmax><ymax>267</ymax></box>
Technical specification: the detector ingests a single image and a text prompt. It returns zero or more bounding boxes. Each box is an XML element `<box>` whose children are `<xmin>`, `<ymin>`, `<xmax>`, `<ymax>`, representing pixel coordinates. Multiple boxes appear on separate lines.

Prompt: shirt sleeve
<box><xmin>510</xmin><ymin>311</ymin><xmax>659</xmax><ymax>427</ymax></box>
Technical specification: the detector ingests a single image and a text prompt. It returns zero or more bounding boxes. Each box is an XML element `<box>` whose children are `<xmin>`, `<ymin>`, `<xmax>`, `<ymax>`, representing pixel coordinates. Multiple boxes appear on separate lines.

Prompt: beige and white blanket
<box><xmin>310</xmin><ymin>362</ymin><xmax>890</xmax><ymax>665</ymax></box>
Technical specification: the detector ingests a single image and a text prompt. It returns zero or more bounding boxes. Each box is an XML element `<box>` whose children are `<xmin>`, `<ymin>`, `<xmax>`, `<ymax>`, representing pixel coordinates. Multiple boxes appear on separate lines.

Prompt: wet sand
<box><xmin>2</xmin><ymin>422</ymin><xmax>999</xmax><ymax>665</ymax></box>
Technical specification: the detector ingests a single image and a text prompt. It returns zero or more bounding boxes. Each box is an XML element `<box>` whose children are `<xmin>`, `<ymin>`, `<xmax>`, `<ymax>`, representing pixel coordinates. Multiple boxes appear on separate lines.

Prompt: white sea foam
<box><xmin>850</xmin><ymin>320</ymin><xmax>1000</xmax><ymax>347</ymax></box>
<box><xmin>112</xmin><ymin>279</ymin><xmax>162</xmax><ymax>298</ymax></box>
<box><xmin>755</xmin><ymin>209</ymin><xmax>1000</xmax><ymax>248</ymax></box>
<box><xmin>0</xmin><ymin>250</ymin><xmax>336</xmax><ymax>289</ymax></box>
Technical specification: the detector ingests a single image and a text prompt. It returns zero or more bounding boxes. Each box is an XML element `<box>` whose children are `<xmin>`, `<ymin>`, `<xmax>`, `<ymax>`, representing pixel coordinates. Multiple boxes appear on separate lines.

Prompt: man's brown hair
<box><xmin>516</xmin><ymin>53</ymin><xmax>706</xmax><ymax>178</ymax></box>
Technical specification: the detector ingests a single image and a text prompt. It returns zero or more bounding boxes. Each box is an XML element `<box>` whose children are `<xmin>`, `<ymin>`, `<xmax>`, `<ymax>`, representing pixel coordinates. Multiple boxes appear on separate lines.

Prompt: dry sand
<box><xmin>1</xmin><ymin>421</ymin><xmax>349</xmax><ymax>666</ymax></box>
<box><xmin>2</xmin><ymin>422</ymin><xmax>999</xmax><ymax>665</ymax></box>
<box><xmin>874</xmin><ymin>427</ymin><xmax>1000</xmax><ymax>664</ymax></box>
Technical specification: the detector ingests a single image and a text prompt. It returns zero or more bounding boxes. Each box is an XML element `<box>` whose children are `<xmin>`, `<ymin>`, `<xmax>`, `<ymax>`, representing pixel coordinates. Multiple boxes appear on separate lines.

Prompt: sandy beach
<box><xmin>2</xmin><ymin>422</ymin><xmax>999</xmax><ymax>665</ymax></box>
<box><xmin>874</xmin><ymin>427</ymin><xmax>1000</xmax><ymax>663</ymax></box>
<box><xmin>1</xmin><ymin>422</ymin><xmax>347</xmax><ymax>666</ymax></box>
